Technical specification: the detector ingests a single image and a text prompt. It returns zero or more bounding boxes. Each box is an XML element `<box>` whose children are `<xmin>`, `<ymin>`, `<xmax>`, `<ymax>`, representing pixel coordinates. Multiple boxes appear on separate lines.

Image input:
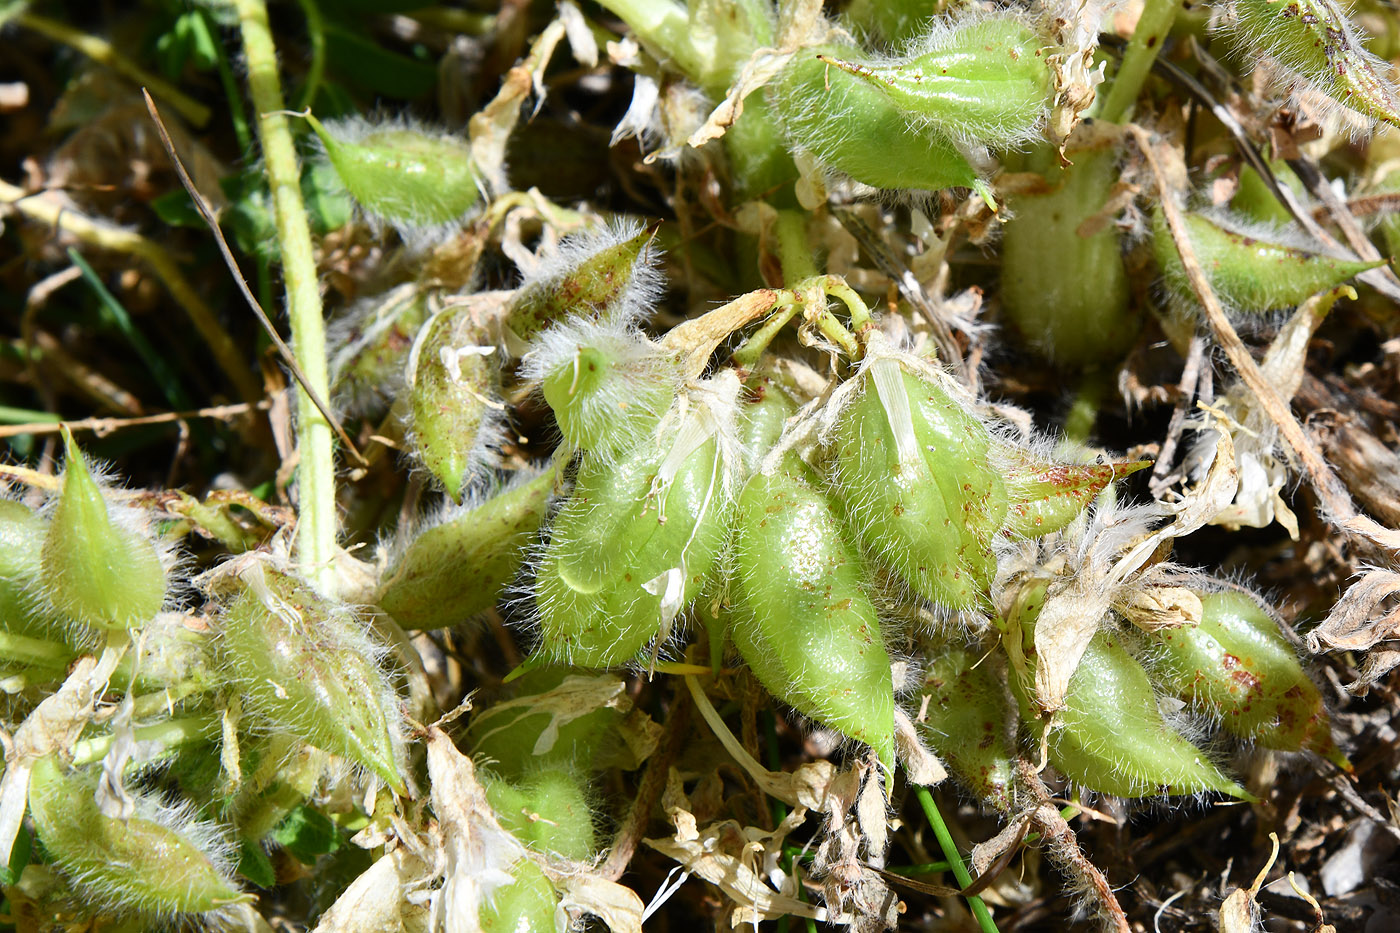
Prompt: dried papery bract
<box><xmin>1228</xmin><ymin>0</ymin><xmax>1400</xmax><ymax>131</ymax></box>
<box><xmin>213</xmin><ymin>556</ymin><xmax>406</xmax><ymax>793</ymax></box>
<box><xmin>730</xmin><ymin>457</ymin><xmax>895</xmax><ymax>769</ymax></box>
<box><xmin>41</xmin><ymin>428</ymin><xmax>166</xmax><ymax>633</ymax></box>
<box><xmin>1150</xmin><ymin>588</ymin><xmax>1349</xmax><ymax>768</ymax></box>
<box><xmin>304</xmin><ymin>113</ymin><xmax>480</xmax><ymax>234</ymax></box>
<box><xmin>532</xmin><ymin>371</ymin><xmax>741</xmax><ymax>668</ymax></box>
<box><xmin>405</xmin><ymin>304</ymin><xmax>501</xmax><ymax>501</ymax></box>
<box><xmin>829</xmin><ymin>343</ymin><xmax>1006</xmax><ymax>611</ymax></box>
<box><xmin>327</xmin><ymin>283</ymin><xmax>431</xmax><ymax>418</ymax></box>
<box><xmin>376</xmin><ymin>470</ymin><xmax>554</xmax><ymax>631</ymax></box>
<box><xmin>27</xmin><ymin>756</ymin><xmax>245</xmax><ymax>919</ymax></box>
<box><xmin>1151</xmin><ymin>207</ymin><xmax>1384</xmax><ymax>314</ymax></box>
<box><xmin>466</xmin><ymin>669</ymin><xmax>631</xmax><ymax>777</ymax></box>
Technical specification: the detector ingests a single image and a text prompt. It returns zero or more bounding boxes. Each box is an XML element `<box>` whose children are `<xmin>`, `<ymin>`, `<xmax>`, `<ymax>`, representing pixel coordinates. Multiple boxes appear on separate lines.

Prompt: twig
<box><xmin>1129</xmin><ymin>125</ymin><xmax>1359</xmax><ymax>526</ymax></box>
<box><xmin>1150</xmin><ymin>334</ymin><xmax>1207</xmax><ymax>496</ymax></box>
<box><xmin>1288</xmin><ymin>155</ymin><xmax>1400</xmax><ymax>303</ymax></box>
<box><xmin>601</xmin><ymin>690</ymin><xmax>690</xmax><ymax>881</ymax></box>
<box><xmin>0</xmin><ymin>401</ymin><xmax>270</xmax><ymax>440</ymax></box>
<box><xmin>0</xmin><ymin>179</ymin><xmax>260</xmax><ymax>404</ymax></box>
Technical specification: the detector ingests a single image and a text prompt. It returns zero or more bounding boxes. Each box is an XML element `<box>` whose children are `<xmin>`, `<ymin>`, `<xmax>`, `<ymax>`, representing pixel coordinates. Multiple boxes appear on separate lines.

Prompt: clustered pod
<box><xmin>918</xmin><ymin>647</ymin><xmax>1017</xmax><ymax>810</ymax></box>
<box><xmin>214</xmin><ymin>557</ymin><xmax>406</xmax><ymax>793</ymax></box>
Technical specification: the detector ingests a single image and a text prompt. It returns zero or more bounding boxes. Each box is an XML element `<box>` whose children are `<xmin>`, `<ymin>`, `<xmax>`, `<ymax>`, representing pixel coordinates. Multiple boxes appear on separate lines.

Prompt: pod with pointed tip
<box><xmin>538</xmin><ymin>335</ymin><xmax>678</xmax><ymax>458</ymax></box>
<box><xmin>480</xmin><ymin>859</ymin><xmax>558</xmax><ymax>933</ymax></box>
<box><xmin>533</xmin><ymin>394</ymin><xmax>733</xmax><ymax>667</ymax></box>
<box><xmin>831</xmin><ymin>357</ymin><xmax>1007</xmax><ymax>610</ymax></box>
<box><xmin>998</xmin><ymin>449</ymin><xmax>1150</xmax><ymax>538</ymax></box>
<box><xmin>406</xmin><ymin>305</ymin><xmax>499</xmax><ymax>500</ymax></box>
<box><xmin>508</xmin><ymin>227</ymin><xmax>653</xmax><ymax>345</ymax></box>
<box><xmin>0</xmin><ymin>500</ymin><xmax>61</xmax><ymax>640</ymax></box>
<box><xmin>1231</xmin><ymin>0</ymin><xmax>1400</xmax><ymax>130</ymax></box>
<box><xmin>730</xmin><ymin>459</ymin><xmax>894</xmax><ymax>769</ymax></box>
<box><xmin>41</xmin><ymin>430</ymin><xmax>166</xmax><ymax>632</ymax></box>
<box><xmin>377</xmin><ymin>471</ymin><xmax>554</xmax><ymax>631</ymax></box>
<box><xmin>1151</xmin><ymin>207</ymin><xmax>1385</xmax><ymax>312</ymax></box>
<box><xmin>1150</xmin><ymin>589</ymin><xmax>1349</xmax><ymax>770</ymax></box>
<box><xmin>918</xmin><ymin>646</ymin><xmax>1017</xmax><ymax>810</ymax></box>
<box><xmin>483</xmin><ymin>769</ymin><xmax>596</xmax><ymax>861</ymax></box>
<box><xmin>305</xmin><ymin>113</ymin><xmax>479</xmax><ymax>229</ymax></box>
<box><xmin>218</xmin><ymin>562</ymin><xmax>405</xmax><ymax>792</ymax></box>
<box><xmin>28</xmin><ymin>756</ymin><xmax>245</xmax><ymax>918</ymax></box>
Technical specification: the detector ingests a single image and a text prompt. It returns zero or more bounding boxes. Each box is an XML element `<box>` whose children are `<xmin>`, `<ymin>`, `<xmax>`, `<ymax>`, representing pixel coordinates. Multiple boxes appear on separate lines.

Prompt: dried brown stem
<box><xmin>0</xmin><ymin>400</ymin><xmax>270</xmax><ymax>439</ymax></box>
<box><xmin>601</xmin><ymin>688</ymin><xmax>691</xmax><ymax>881</ymax></box>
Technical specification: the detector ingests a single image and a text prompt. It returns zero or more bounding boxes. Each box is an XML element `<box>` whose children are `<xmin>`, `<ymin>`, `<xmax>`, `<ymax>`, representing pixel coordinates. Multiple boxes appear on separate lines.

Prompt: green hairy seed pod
<box><xmin>1230</xmin><ymin>161</ymin><xmax>1307</xmax><ymax>226</ymax></box>
<box><xmin>480</xmin><ymin>859</ymin><xmax>558</xmax><ymax>933</ymax></box>
<box><xmin>377</xmin><ymin>471</ymin><xmax>553</xmax><ymax>630</ymax></box>
<box><xmin>534</xmin><ymin>332</ymin><xmax>679</xmax><ymax>458</ymax></box>
<box><xmin>1151</xmin><ymin>207</ymin><xmax>1385</xmax><ymax>312</ymax></box>
<box><xmin>28</xmin><ymin>756</ymin><xmax>244</xmax><ymax>917</ymax></box>
<box><xmin>218</xmin><ymin>560</ymin><xmax>405</xmax><ymax>792</ymax></box>
<box><xmin>1006</xmin><ymin>589</ymin><xmax>1247</xmax><ymax>798</ymax></box>
<box><xmin>730</xmin><ymin>460</ymin><xmax>895</xmax><ymax>768</ymax></box>
<box><xmin>407</xmin><ymin>304</ymin><xmax>499</xmax><ymax>500</ymax></box>
<box><xmin>467</xmin><ymin>668</ymin><xmax>626</xmax><ymax>777</ymax></box>
<box><xmin>1230</xmin><ymin>0</ymin><xmax>1400</xmax><ymax>129</ymax></box>
<box><xmin>305</xmin><ymin>113</ymin><xmax>480</xmax><ymax>229</ymax></box>
<box><xmin>328</xmin><ymin>284</ymin><xmax>431</xmax><ymax>417</ymax></box>
<box><xmin>999</xmin><ymin>448</ymin><xmax>1150</xmax><ymax>538</ymax></box>
<box><xmin>483</xmin><ymin>770</ymin><xmax>596</xmax><ymax>860</ymax></box>
<box><xmin>41</xmin><ymin>430</ymin><xmax>166</xmax><ymax>632</ymax></box>
<box><xmin>507</xmin><ymin>226</ymin><xmax>653</xmax><ymax>346</ymax></box>
<box><xmin>832</xmin><ymin>355</ymin><xmax>1007</xmax><ymax>610</ymax></box>
<box><xmin>819</xmin><ymin>17</ymin><xmax>1050</xmax><ymax>146</ymax></box>
<box><xmin>0</xmin><ymin>500</ymin><xmax>58</xmax><ymax>639</ymax></box>
<box><xmin>1150</xmin><ymin>590</ymin><xmax>1349</xmax><ymax>769</ymax></box>
<box><xmin>533</xmin><ymin>379</ymin><xmax>735</xmax><ymax>667</ymax></box>
<box><xmin>918</xmin><ymin>647</ymin><xmax>1016</xmax><ymax>810</ymax></box>
<box><xmin>772</xmin><ymin>44</ymin><xmax>980</xmax><ymax>193</ymax></box>
<box><xmin>1000</xmin><ymin>148</ymin><xmax>1139</xmax><ymax>367</ymax></box>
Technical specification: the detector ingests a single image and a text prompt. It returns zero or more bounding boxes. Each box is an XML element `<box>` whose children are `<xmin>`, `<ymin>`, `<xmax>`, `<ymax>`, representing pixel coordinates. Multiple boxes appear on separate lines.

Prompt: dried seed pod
<box><xmin>523</xmin><ymin>320</ymin><xmax>681</xmax><ymax>460</ymax></box>
<box><xmin>1151</xmin><ymin>207</ymin><xmax>1384</xmax><ymax>313</ymax></box>
<box><xmin>406</xmin><ymin>304</ymin><xmax>501</xmax><ymax>500</ymax></box>
<box><xmin>918</xmin><ymin>646</ymin><xmax>1016</xmax><ymax>810</ymax></box>
<box><xmin>480</xmin><ymin>858</ymin><xmax>558</xmax><ymax>933</ymax></box>
<box><xmin>483</xmin><ymin>769</ymin><xmax>596</xmax><ymax>861</ymax></box>
<box><xmin>830</xmin><ymin>351</ymin><xmax>1007</xmax><ymax>610</ymax></box>
<box><xmin>507</xmin><ymin>224</ymin><xmax>657</xmax><ymax>347</ymax></box>
<box><xmin>305</xmin><ymin>113</ymin><xmax>480</xmax><ymax>231</ymax></box>
<box><xmin>998</xmin><ymin>447</ymin><xmax>1150</xmax><ymax>538</ymax></box>
<box><xmin>1000</xmin><ymin>147</ymin><xmax>1139</xmax><ymax>367</ymax></box>
<box><xmin>28</xmin><ymin>756</ymin><xmax>244</xmax><ymax>918</ymax></box>
<box><xmin>1150</xmin><ymin>589</ymin><xmax>1349</xmax><ymax>769</ymax></box>
<box><xmin>1006</xmin><ymin>586</ymin><xmax>1247</xmax><ymax>798</ymax></box>
<box><xmin>730</xmin><ymin>458</ymin><xmax>895</xmax><ymax>767</ymax></box>
<box><xmin>377</xmin><ymin>471</ymin><xmax>554</xmax><ymax>631</ymax></box>
<box><xmin>41</xmin><ymin>429</ymin><xmax>166</xmax><ymax>632</ymax></box>
<box><xmin>215</xmin><ymin>558</ymin><xmax>405</xmax><ymax>792</ymax></box>
<box><xmin>1229</xmin><ymin>0</ymin><xmax>1400</xmax><ymax>130</ymax></box>
<box><xmin>532</xmin><ymin>373</ymin><xmax>740</xmax><ymax>667</ymax></box>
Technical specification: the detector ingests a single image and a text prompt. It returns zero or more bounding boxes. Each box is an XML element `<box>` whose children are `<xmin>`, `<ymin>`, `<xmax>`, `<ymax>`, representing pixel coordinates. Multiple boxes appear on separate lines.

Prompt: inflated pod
<box><xmin>1000</xmin><ymin>147</ymin><xmax>1139</xmax><ymax>367</ymax></box>
<box><xmin>730</xmin><ymin>458</ymin><xmax>895</xmax><ymax>768</ymax></box>
<box><xmin>376</xmin><ymin>471</ymin><xmax>554</xmax><ymax>630</ymax></box>
<box><xmin>533</xmin><ymin>374</ymin><xmax>739</xmax><ymax>667</ymax></box>
<box><xmin>327</xmin><ymin>283</ymin><xmax>430</xmax><ymax>417</ymax></box>
<box><xmin>483</xmin><ymin>769</ymin><xmax>596</xmax><ymax>861</ymax></box>
<box><xmin>215</xmin><ymin>558</ymin><xmax>405</xmax><ymax>792</ymax></box>
<box><xmin>467</xmin><ymin>668</ymin><xmax>626</xmax><ymax>777</ymax></box>
<box><xmin>1230</xmin><ymin>0</ymin><xmax>1400</xmax><ymax>129</ymax></box>
<box><xmin>0</xmin><ymin>500</ymin><xmax>59</xmax><ymax>639</ymax></box>
<box><xmin>526</xmin><ymin>322</ymin><xmax>680</xmax><ymax>460</ymax></box>
<box><xmin>28</xmin><ymin>756</ymin><xmax>244</xmax><ymax>918</ymax></box>
<box><xmin>997</xmin><ymin>447</ymin><xmax>1149</xmax><ymax>538</ymax></box>
<box><xmin>406</xmin><ymin>304</ymin><xmax>499</xmax><ymax>500</ymax></box>
<box><xmin>918</xmin><ymin>646</ymin><xmax>1017</xmax><ymax>810</ymax></box>
<box><xmin>1151</xmin><ymin>207</ymin><xmax>1384</xmax><ymax>313</ymax></box>
<box><xmin>831</xmin><ymin>351</ymin><xmax>1007</xmax><ymax>610</ymax></box>
<box><xmin>305</xmin><ymin>113</ymin><xmax>480</xmax><ymax>230</ymax></box>
<box><xmin>41</xmin><ymin>429</ymin><xmax>166</xmax><ymax>632</ymax></box>
<box><xmin>1150</xmin><ymin>589</ymin><xmax>1349</xmax><ymax>769</ymax></box>
<box><xmin>506</xmin><ymin>225</ymin><xmax>655</xmax><ymax>346</ymax></box>
<box><xmin>1005</xmin><ymin>585</ymin><xmax>1247</xmax><ymax>798</ymax></box>
<box><xmin>480</xmin><ymin>858</ymin><xmax>558</xmax><ymax>933</ymax></box>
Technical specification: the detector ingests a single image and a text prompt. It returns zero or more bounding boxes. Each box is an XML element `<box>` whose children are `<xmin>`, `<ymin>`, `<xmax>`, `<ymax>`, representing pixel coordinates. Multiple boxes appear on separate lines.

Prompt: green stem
<box><xmin>234</xmin><ymin>0</ymin><xmax>337</xmax><ymax>593</ymax></box>
<box><xmin>1099</xmin><ymin>0</ymin><xmax>1181</xmax><ymax>124</ymax></box>
<box><xmin>590</xmin><ymin>0</ymin><xmax>706</xmax><ymax>85</ymax></box>
<box><xmin>773</xmin><ymin>210</ymin><xmax>818</xmax><ymax>284</ymax></box>
<box><xmin>16</xmin><ymin>11</ymin><xmax>212</xmax><ymax>127</ymax></box>
<box><xmin>72</xmin><ymin>716</ymin><xmax>212</xmax><ymax>766</ymax></box>
<box><xmin>732</xmin><ymin>292</ymin><xmax>801</xmax><ymax>369</ymax></box>
<box><xmin>1063</xmin><ymin>373</ymin><xmax>1105</xmax><ymax>447</ymax></box>
<box><xmin>915</xmin><ymin>787</ymin><xmax>1000</xmax><ymax>933</ymax></box>
<box><xmin>0</xmin><ymin>632</ymin><xmax>74</xmax><ymax>670</ymax></box>
<box><xmin>294</xmin><ymin>0</ymin><xmax>327</xmax><ymax>112</ymax></box>
<box><xmin>201</xmin><ymin>7</ymin><xmax>253</xmax><ymax>154</ymax></box>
